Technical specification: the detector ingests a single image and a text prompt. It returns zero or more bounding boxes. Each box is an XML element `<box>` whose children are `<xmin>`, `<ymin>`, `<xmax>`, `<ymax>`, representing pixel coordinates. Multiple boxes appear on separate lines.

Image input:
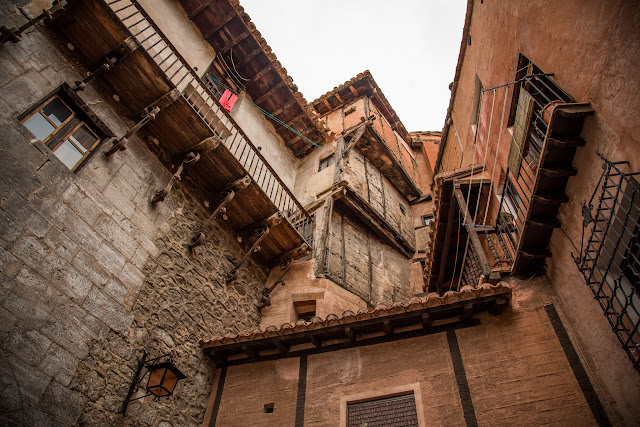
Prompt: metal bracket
<box><xmin>0</xmin><ymin>0</ymin><xmax>66</xmax><ymax>45</ymax></box>
<box><xmin>74</xmin><ymin>37</ymin><xmax>139</xmax><ymax>91</ymax></box>
<box><xmin>225</xmin><ymin>227</ymin><xmax>270</xmax><ymax>284</ymax></box>
<box><xmin>257</xmin><ymin>258</ymin><xmax>292</xmax><ymax>309</ymax></box>
<box><xmin>151</xmin><ymin>152</ymin><xmax>200</xmax><ymax>204</ymax></box>
<box><xmin>188</xmin><ymin>190</ymin><xmax>235</xmax><ymax>249</ymax></box>
<box><xmin>105</xmin><ymin>106</ymin><xmax>160</xmax><ymax>156</ymax></box>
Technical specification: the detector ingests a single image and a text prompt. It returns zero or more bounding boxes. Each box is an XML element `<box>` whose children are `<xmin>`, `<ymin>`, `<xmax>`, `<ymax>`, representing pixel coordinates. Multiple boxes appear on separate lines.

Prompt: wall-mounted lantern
<box><xmin>121</xmin><ymin>350</ymin><xmax>186</xmax><ymax>415</ymax></box>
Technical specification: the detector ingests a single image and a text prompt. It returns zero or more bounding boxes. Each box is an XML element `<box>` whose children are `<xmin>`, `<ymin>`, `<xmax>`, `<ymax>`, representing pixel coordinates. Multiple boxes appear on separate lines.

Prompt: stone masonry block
<box><xmin>39</xmin><ymin>380</ymin><xmax>85</xmax><ymax>426</ymax></box>
<box><xmin>75</xmin><ymin>176</ymin><xmax>115</xmax><ymax>216</ymax></box>
<box><xmin>5</xmin><ymin>327</ymin><xmax>52</xmax><ymax>366</ymax></box>
<box><xmin>43</xmin><ymin>226</ymin><xmax>78</xmax><ymax>263</ymax></box>
<box><xmin>2</xmin><ymin>192</ymin><xmax>52</xmax><ymax>238</ymax></box>
<box><xmin>102</xmin><ymin>181</ymin><xmax>135</xmax><ymax>218</ymax></box>
<box><xmin>95</xmin><ymin>242</ymin><xmax>126</xmax><ymax>277</ymax></box>
<box><xmin>39</xmin><ymin>343</ymin><xmax>79</xmax><ymax>387</ymax></box>
<box><xmin>0</xmin><ymin>149</ymin><xmax>44</xmax><ymax>198</ymax></box>
<box><xmin>0</xmin><ymin>121</ymin><xmax>46</xmax><ymax>172</ymax></box>
<box><xmin>2</xmin><ymin>354</ymin><xmax>52</xmax><ymax>406</ymax></box>
<box><xmin>71</xmin><ymin>249</ymin><xmax>109</xmax><ymax>287</ymax></box>
<box><xmin>94</xmin><ymin>214</ymin><xmax>138</xmax><ymax>259</ymax></box>
<box><xmin>67</xmin><ymin>191</ymin><xmax>102</xmax><ymax>227</ymax></box>
<box><xmin>62</xmin><ymin>213</ymin><xmax>103</xmax><ymax>254</ymax></box>
<box><xmin>82</xmin><ymin>286</ymin><xmax>133</xmax><ymax>335</ymax></box>
<box><xmin>2</xmin><ymin>286</ymin><xmax>52</xmax><ymax>329</ymax></box>
<box><xmin>40</xmin><ymin>312</ymin><xmax>91</xmax><ymax>359</ymax></box>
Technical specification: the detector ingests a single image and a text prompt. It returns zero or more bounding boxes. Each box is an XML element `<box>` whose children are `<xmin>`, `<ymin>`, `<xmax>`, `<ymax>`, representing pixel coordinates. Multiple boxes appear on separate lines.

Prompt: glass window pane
<box><xmin>42</xmin><ymin>97</ymin><xmax>72</xmax><ymax>126</ymax></box>
<box><xmin>69</xmin><ymin>124</ymin><xmax>98</xmax><ymax>152</ymax></box>
<box><xmin>54</xmin><ymin>139</ymin><xmax>83</xmax><ymax>170</ymax></box>
<box><xmin>23</xmin><ymin>112</ymin><xmax>56</xmax><ymax>141</ymax></box>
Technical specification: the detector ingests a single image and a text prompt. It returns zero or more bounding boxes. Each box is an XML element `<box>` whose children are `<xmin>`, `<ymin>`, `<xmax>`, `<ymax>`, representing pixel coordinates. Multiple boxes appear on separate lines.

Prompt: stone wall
<box><xmin>0</xmin><ymin>19</ymin><xmax>264</xmax><ymax>426</ymax></box>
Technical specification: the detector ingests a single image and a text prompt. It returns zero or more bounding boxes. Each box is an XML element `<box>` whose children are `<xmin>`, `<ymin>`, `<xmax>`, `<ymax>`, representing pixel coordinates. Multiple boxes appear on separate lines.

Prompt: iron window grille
<box><xmin>294</xmin><ymin>214</ymin><xmax>315</xmax><ymax>261</ymax></box>
<box><xmin>573</xmin><ymin>151</ymin><xmax>640</xmax><ymax>372</ymax></box>
<box><xmin>348</xmin><ymin>393</ymin><xmax>418</xmax><ymax>427</ymax></box>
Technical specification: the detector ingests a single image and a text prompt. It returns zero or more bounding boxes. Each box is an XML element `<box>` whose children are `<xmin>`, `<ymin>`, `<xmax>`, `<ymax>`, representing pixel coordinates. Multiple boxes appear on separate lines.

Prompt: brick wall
<box><xmin>0</xmin><ymin>22</ymin><xmax>264</xmax><ymax>426</ymax></box>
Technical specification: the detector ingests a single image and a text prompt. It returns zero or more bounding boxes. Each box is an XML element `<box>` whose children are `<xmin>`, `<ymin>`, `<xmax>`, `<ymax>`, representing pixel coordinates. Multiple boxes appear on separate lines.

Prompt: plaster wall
<box><xmin>138</xmin><ymin>0</ymin><xmax>216</xmax><ymax>79</ymax></box>
<box><xmin>259</xmin><ymin>260</ymin><xmax>368</xmax><ymax>328</ymax></box>
<box><xmin>231</xmin><ymin>93</ymin><xmax>299</xmax><ymax>190</ymax></box>
<box><xmin>292</xmin><ymin>141</ymin><xmax>336</xmax><ymax>208</ymax></box>
<box><xmin>209</xmin><ymin>278</ymin><xmax>603</xmax><ymax>426</ymax></box>
<box><xmin>440</xmin><ymin>1</ymin><xmax>640</xmax><ymax>423</ymax></box>
<box><xmin>0</xmin><ymin>19</ymin><xmax>264</xmax><ymax>426</ymax></box>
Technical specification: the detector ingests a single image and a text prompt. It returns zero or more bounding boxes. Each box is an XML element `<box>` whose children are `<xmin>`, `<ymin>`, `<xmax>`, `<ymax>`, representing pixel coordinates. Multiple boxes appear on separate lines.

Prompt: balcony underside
<box><xmin>48</xmin><ymin>0</ymin><xmax>310</xmax><ymax>267</ymax></box>
<box><xmin>512</xmin><ymin>103</ymin><xmax>594</xmax><ymax>275</ymax></box>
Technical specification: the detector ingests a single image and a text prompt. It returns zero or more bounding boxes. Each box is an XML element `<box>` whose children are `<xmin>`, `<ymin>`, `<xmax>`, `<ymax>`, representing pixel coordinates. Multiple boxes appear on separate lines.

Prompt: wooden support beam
<box><xmin>344</xmin><ymin>326</ymin><xmax>356</xmax><ymax>343</ymax></box>
<box><xmin>241</xmin><ymin>344</ymin><xmax>257</xmax><ymax>359</ymax></box>
<box><xmin>187</xmin><ymin>1</ymin><xmax>212</xmax><ymax>19</ymax></box>
<box><xmin>343</xmin><ymin>124</ymin><xmax>367</xmax><ymax>154</ymax></box>
<box><xmin>349</xmin><ymin>86</ymin><xmax>359</xmax><ymax>97</ymax></box>
<box><xmin>234</xmin><ymin>47</ymin><xmax>263</xmax><ymax>70</ymax></box>
<box><xmin>216</xmin><ymin>31</ymin><xmax>251</xmax><ymax>56</ymax></box>
<box><xmin>254</xmin><ymin>81</ymin><xmax>286</xmax><ymax>105</ymax></box>
<box><xmin>460</xmin><ymin>303</ymin><xmax>474</xmax><ymax>321</ymax></box>
<box><xmin>270</xmin><ymin>242</ymin><xmax>311</xmax><ymax>268</ymax></box>
<box><xmin>383</xmin><ymin>319</ymin><xmax>394</xmax><ymax>336</ymax></box>
<box><xmin>489</xmin><ymin>297</ymin><xmax>509</xmax><ymax>315</ymax></box>
<box><xmin>250</xmin><ymin>65</ymin><xmax>274</xmax><ymax>85</ymax></box>
<box><xmin>183</xmin><ymin>135</ymin><xmax>222</xmax><ymax>156</ymax></box>
<box><xmin>276</xmin><ymin>340</ymin><xmax>290</xmax><ymax>354</ymax></box>
<box><xmin>421</xmin><ymin>313</ymin><xmax>431</xmax><ymax>329</ymax></box>
<box><xmin>239</xmin><ymin>212</ymin><xmax>282</xmax><ymax>238</ymax></box>
<box><xmin>313</xmin><ymin>196</ymin><xmax>334</xmax><ymax>277</ymax></box>
<box><xmin>435</xmin><ymin>192</ymin><xmax>458</xmax><ymax>291</ymax></box>
<box><xmin>270</xmin><ymin>98</ymin><xmax>298</xmax><ymax>117</ymax></box>
<box><xmin>335</xmin><ymin>93</ymin><xmax>345</xmax><ymax>104</ymax></box>
<box><xmin>204</xmin><ymin>12</ymin><xmax>237</xmax><ymax>40</ymax></box>
<box><xmin>323</xmin><ymin>99</ymin><xmax>333</xmax><ymax>112</ymax></box>
<box><xmin>310</xmin><ymin>335</ymin><xmax>322</xmax><ymax>349</ymax></box>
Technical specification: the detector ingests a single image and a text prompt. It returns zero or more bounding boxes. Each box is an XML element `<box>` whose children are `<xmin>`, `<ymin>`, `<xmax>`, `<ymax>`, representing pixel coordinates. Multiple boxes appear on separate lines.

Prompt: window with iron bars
<box><xmin>574</xmin><ymin>151</ymin><xmax>640</xmax><ymax>372</ymax></box>
<box><xmin>294</xmin><ymin>214</ymin><xmax>315</xmax><ymax>261</ymax></box>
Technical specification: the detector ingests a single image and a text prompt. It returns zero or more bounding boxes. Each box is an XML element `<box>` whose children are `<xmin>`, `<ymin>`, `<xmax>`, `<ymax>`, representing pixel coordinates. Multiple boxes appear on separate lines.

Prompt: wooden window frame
<box><xmin>318</xmin><ymin>153</ymin><xmax>335</xmax><ymax>172</ymax></box>
<box><xmin>19</xmin><ymin>85</ymin><xmax>111</xmax><ymax>172</ymax></box>
<box><xmin>340</xmin><ymin>384</ymin><xmax>425</xmax><ymax>427</ymax></box>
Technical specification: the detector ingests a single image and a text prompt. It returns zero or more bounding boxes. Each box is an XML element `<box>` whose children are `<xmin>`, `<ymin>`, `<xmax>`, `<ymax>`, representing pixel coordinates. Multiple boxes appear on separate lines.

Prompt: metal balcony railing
<box><xmin>106</xmin><ymin>0</ymin><xmax>311</xmax><ymax>228</ymax></box>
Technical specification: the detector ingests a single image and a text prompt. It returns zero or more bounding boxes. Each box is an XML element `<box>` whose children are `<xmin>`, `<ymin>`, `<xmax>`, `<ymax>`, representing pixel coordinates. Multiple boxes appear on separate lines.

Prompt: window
<box><xmin>21</xmin><ymin>94</ymin><xmax>102</xmax><ymax>171</ymax></box>
<box><xmin>318</xmin><ymin>154</ymin><xmax>335</xmax><ymax>171</ymax></box>
<box><xmin>575</xmin><ymin>153</ymin><xmax>640</xmax><ymax>372</ymax></box>
<box><xmin>348</xmin><ymin>393</ymin><xmax>418</xmax><ymax>427</ymax></box>
<box><xmin>294</xmin><ymin>300</ymin><xmax>316</xmax><ymax>322</ymax></box>
<box><xmin>421</xmin><ymin>214</ymin><xmax>434</xmax><ymax>227</ymax></box>
<box><xmin>470</xmin><ymin>75</ymin><xmax>483</xmax><ymax>129</ymax></box>
<box><xmin>294</xmin><ymin>214</ymin><xmax>315</xmax><ymax>261</ymax></box>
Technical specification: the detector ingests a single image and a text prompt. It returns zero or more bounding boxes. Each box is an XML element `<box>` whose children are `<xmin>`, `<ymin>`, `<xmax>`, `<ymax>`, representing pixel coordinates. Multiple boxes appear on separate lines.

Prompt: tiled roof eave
<box><xmin>200</xmin><ymin>283</ymin><xmax>512</xmax><ymax>363</ymax></box>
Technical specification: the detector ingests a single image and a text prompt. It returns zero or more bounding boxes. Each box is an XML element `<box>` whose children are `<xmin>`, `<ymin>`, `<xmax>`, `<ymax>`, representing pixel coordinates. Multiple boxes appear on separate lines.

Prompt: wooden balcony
<box><xmin>48</xmin><ymin>0</ymin><xmax>312</xmax><ymax>267</ymax></box>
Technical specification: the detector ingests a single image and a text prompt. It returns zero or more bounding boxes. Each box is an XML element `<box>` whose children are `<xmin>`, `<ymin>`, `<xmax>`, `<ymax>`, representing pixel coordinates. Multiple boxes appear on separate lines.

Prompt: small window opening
<box><xmin>421</xmin><ymin>214</ymin><xmax>434</xmax><ymax>227</ymax></box>
<box><xmin>471</xmin><ymin>75</ymin><xmax>483</xmax><ymax>128</ymax></box>
<box><xmin>318</xmin><ymin>154</ymin><xmax>335</xmax><ymax>171</ymax></box>
<box><xmin>294</xmin><ymin>300</ymin><xmax>316</xmax><ymax>322</ymax></box>
<box><xmin>399</xmin><ymin>203</ymin><xmax>406</xmax><ymax>215</ymax></box>
<box><xmin>263</xmin><ymin>403</ymin><xmax>274</xmax><ymax>414</ymax></box>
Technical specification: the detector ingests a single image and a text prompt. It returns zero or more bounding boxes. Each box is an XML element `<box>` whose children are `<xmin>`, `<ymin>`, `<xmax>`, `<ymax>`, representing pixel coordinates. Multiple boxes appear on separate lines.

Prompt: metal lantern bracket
<box><xmin>121</xmin><ymin>350</ymin><xmax>185</xmax><ymax>415</ymax></box>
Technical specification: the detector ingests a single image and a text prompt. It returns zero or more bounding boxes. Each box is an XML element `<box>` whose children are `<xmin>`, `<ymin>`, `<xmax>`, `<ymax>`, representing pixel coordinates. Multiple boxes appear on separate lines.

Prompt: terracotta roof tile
<box><xmin>200</xmin><ymin>282</ymin><xmax>512</xmax><ymax>348</ymax></box>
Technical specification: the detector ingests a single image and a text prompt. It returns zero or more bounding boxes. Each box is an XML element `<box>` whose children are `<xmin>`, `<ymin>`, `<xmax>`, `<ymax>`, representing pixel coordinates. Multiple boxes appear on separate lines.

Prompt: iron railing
<box><xmin>495</xmin><ymin>74</ymin><xmax>575</xmax><ymax>262</ymax></box>
<box><xmin>574</xmin><ymin>152</ymin><xmax>640</xmax><ymax>372</ymax></box>
<box><xmin>105</xmin><ymin>0</ymin><xmax>311</xmax><ymax>229</ymax></box>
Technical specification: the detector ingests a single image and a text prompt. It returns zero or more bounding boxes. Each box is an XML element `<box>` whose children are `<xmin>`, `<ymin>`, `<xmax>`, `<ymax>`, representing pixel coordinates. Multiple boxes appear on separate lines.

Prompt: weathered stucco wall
<box><xmin>138</xmin><ymin>0</ymin><xmax>216</xmax><ymax>79</ymax></box>
<box><xmin>0</xmin><ymin>20</ymin><xmax>264</xmax><ymax>426</ymax></box>
<box><xmin>259</xmin><ymin>260</ymin><xmax>367</xmax><ymax>328</ymax></box>
<box><xmin>438</xmin><ymin>1</ymin><xmax>640</xmax><ymax>423</ymax></box>
<box><xmin>231</xmin><ymin>93</ymin><xmax>299</xmax><ymax>190</ymax></box>
<box><xmin>292</xmin><ymin>141</ymin><xmax>336</xmax><ymax>208</ymax></box>
<box><xmin>208</xmin><ymin>278</ymin><xmax>604</xmax><ymax>426</ymax></box>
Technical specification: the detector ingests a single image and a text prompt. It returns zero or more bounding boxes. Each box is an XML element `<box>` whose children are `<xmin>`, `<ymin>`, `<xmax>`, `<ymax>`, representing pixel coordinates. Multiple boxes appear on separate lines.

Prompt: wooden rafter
<box><xmin>323</xmin><ymin>99</ymin><xmax>333</xmax><ymax>112</ymax></box>
<box><xmin>203</xmin><ymin>11</ymin><xmax>236</xmax><ymax>39</ymax></box>
<box><xmin>250</xmin><ymin>65</ymin><xmax>273</xmax><ymax>84</ymax></box>
<box><xmin>335</xmin><ymin>93</ymin><xmax>345</xmax><ymax>104</ymax></box>
<box><xmin>270</xmin><ymin>98</ymin><xmax>297</xmax><ymax>117</ymax></box>
<box><xmin>234</xmin><ymin>46</ymin><xmax>263</xmax><ymax>69</ymax></box>
<box><xmin>216</xmin><ymin>31</ymin><xmax>251</xmax><ymax>56</ymax></box>
<box><xmin>187</xmin><ymin>1</ymin><xmax>212</xmax><ymax>19</ymax></box>
<box><xmin>254</xmin><ymin>81</ymin><xmax>285</xmax><ymax>105</ymax></box>
<box><xmin>349</xmin><ymin>85</ymin><xmax>359</xmax><ymax>97</ymax></box>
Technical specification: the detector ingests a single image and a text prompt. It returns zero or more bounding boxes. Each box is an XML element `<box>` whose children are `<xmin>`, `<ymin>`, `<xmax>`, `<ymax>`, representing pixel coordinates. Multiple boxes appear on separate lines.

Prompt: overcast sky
<box><xmin>241</xmin><ymin>0</ymin><xmax>467</xmax><ymax>132</ymax></box>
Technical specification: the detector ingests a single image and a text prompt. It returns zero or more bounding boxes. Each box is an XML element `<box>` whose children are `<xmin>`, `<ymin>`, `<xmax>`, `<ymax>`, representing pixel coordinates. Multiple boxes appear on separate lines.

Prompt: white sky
<box><xmin>240</xmin><ymin>0</ymin><xmax>467</xmax><ymax>132</ymax></box>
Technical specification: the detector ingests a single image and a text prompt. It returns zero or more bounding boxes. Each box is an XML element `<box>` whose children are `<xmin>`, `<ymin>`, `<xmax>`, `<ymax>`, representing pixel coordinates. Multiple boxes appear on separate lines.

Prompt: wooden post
<box><xmin>314</xmin><ymin>196</ymin><xmax>334</xmax><ymax>277</ymax></box>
